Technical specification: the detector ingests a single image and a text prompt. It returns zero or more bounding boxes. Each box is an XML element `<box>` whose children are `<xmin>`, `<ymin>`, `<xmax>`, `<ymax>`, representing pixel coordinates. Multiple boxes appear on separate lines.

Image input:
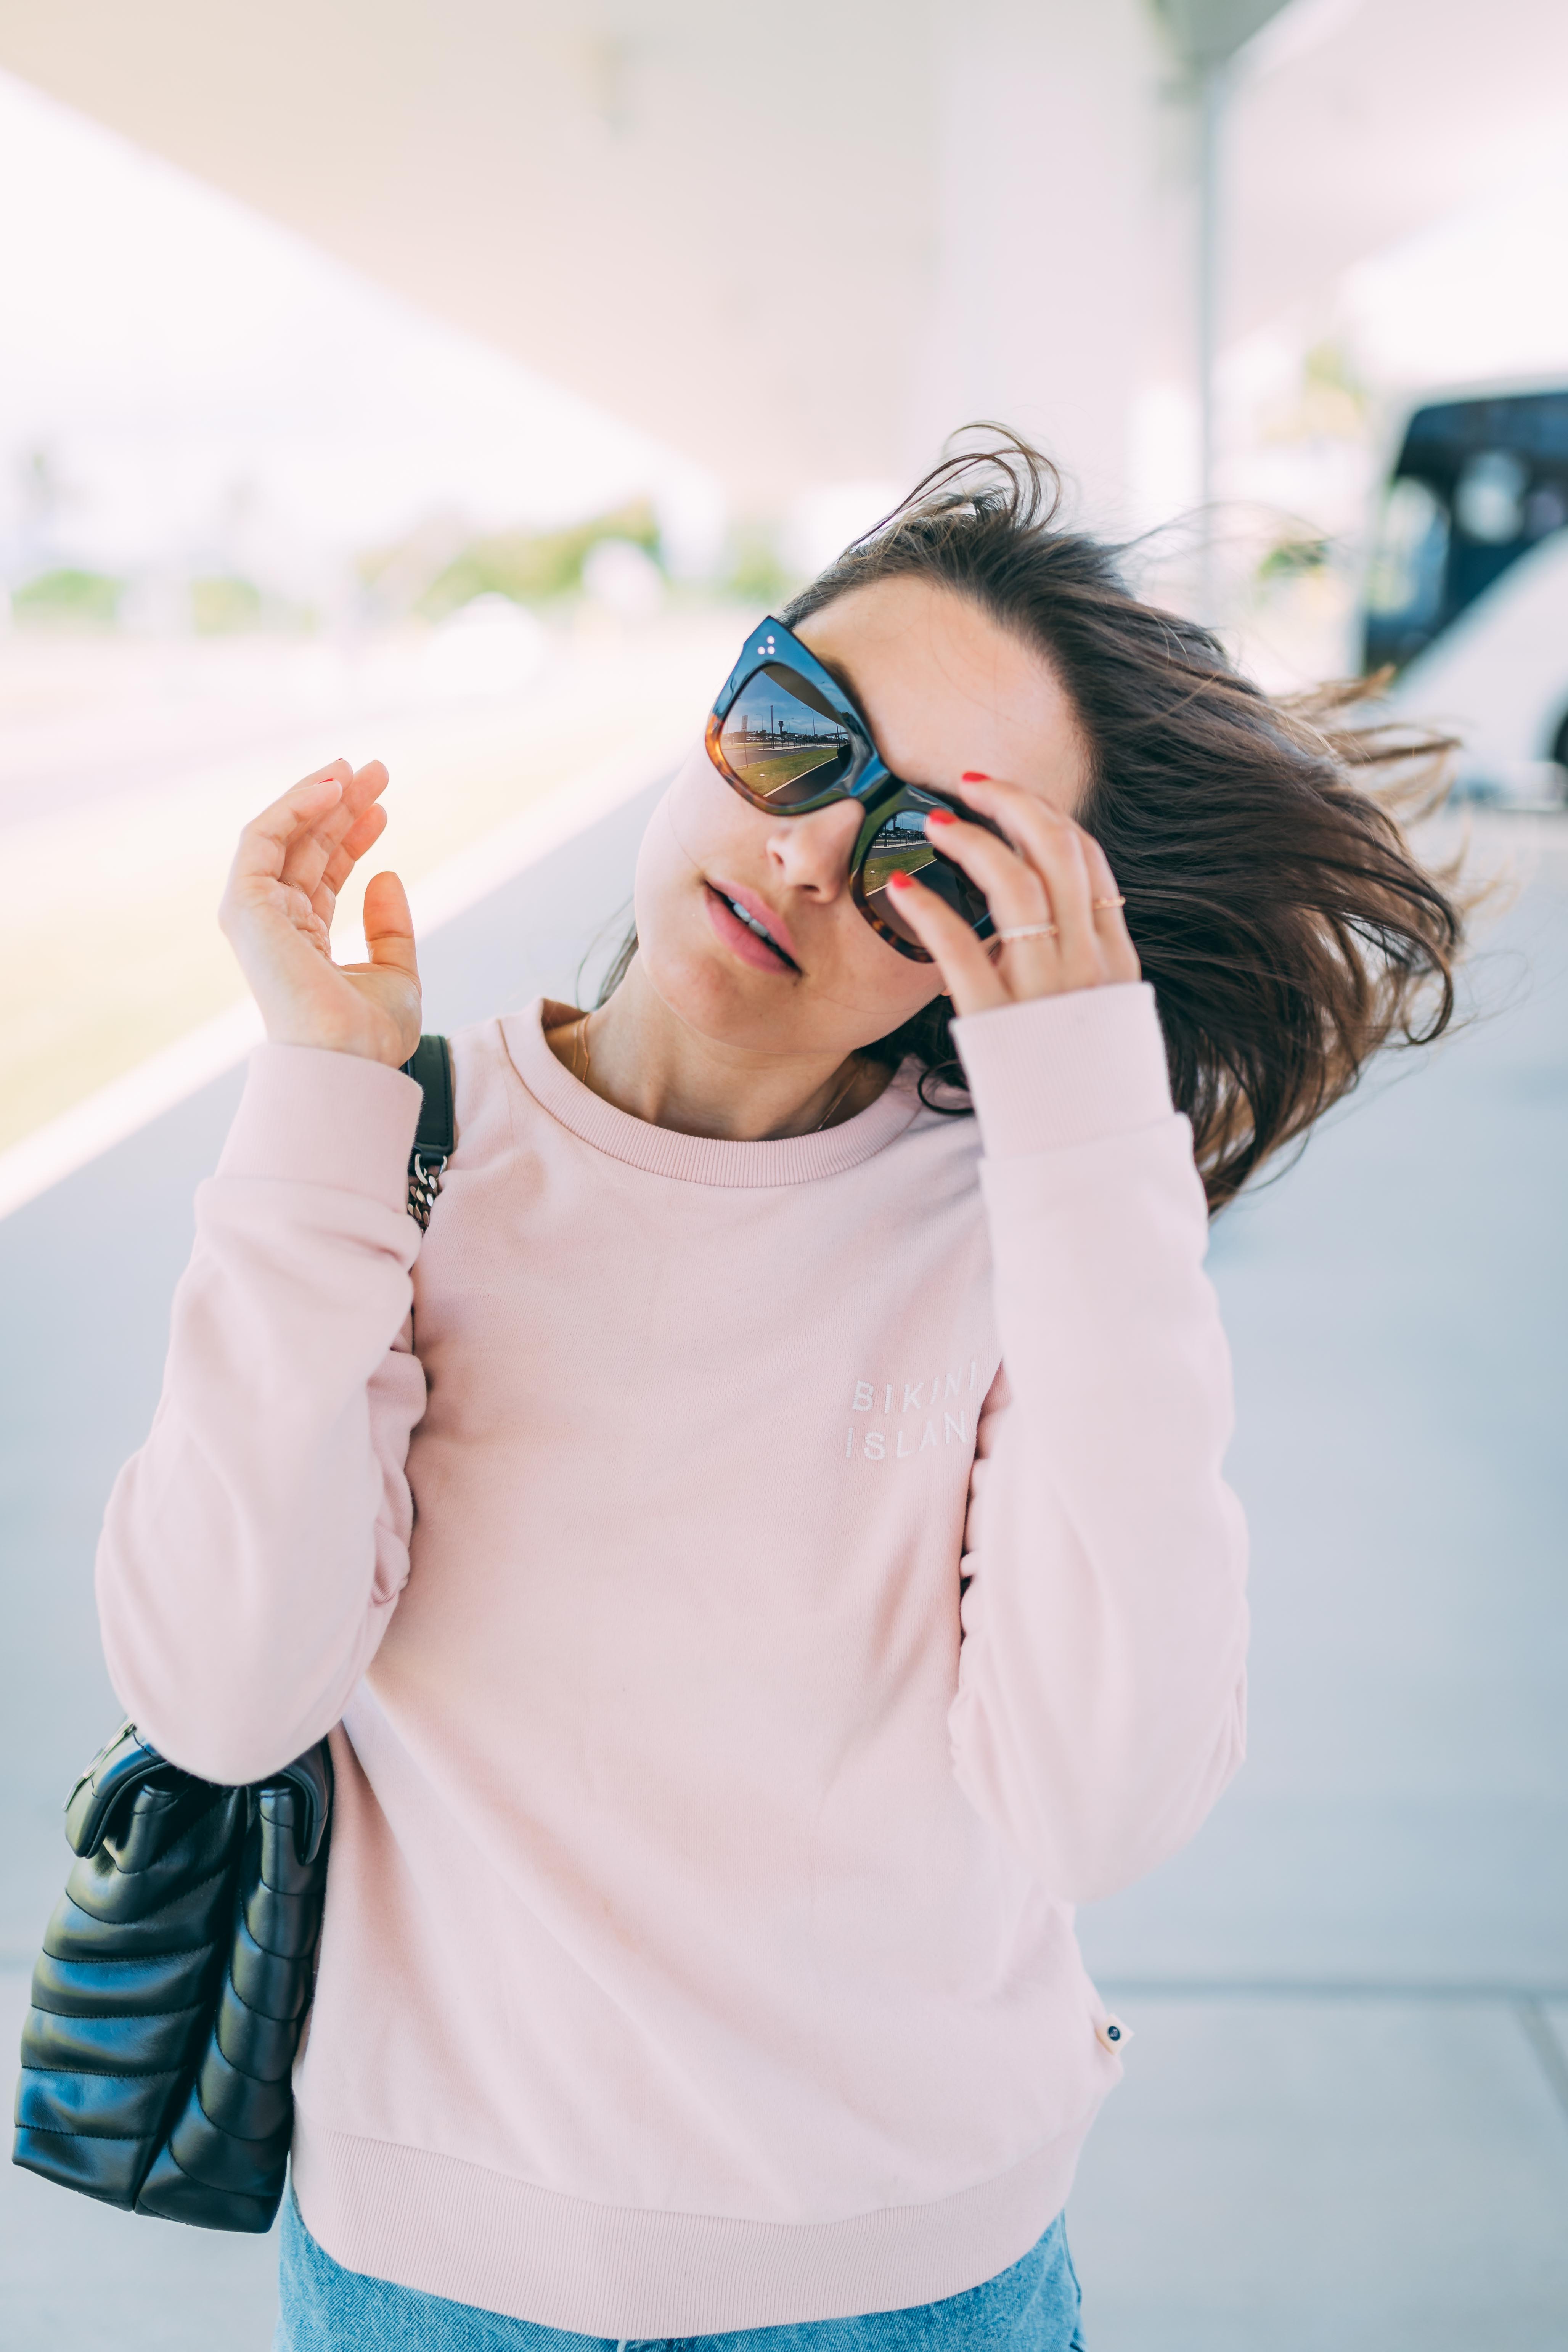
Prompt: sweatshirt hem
<box><xmin>290</xmin><ymin>2118</ymin><xmax>1091</xmax><ymax>2336</ymax></box>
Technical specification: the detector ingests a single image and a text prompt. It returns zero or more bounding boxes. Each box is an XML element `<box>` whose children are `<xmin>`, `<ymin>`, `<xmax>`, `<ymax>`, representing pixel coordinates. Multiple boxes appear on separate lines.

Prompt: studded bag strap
<box><xmin>400</xmin><ymin>1034</ymin><xmax>454</xmax><ymax>1230</ymax></box>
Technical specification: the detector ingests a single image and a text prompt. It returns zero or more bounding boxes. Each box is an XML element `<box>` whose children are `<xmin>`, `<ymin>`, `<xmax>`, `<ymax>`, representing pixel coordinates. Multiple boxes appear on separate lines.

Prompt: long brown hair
<box><xmin>605</xmin><ymin>431</ymin><xmax>1464</xmax><ymax>1211</ymax></box>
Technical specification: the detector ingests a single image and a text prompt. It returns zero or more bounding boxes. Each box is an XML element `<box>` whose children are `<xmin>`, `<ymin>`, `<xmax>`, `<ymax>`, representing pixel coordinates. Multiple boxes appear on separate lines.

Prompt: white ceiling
<box><xmin>1227</xmin><ymin>0</ymin><xmax>1568</xmax><ymax>348</ymax></box>
<box><xmin>0</xmin><ymin>0</ymin><xmax>1562</xmax><ymax>504</ymax></box>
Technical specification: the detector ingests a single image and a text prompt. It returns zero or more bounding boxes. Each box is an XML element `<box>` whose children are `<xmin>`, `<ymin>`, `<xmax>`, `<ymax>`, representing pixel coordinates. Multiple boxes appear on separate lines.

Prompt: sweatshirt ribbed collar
<box><xmin>504</xmin><ymin>999</ymin><xmax>924</xmax><ymax>1188</ymax></box>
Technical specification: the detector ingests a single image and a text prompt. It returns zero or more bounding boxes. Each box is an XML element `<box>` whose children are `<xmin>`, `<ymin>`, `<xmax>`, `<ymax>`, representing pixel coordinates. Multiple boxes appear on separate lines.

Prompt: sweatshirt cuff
<box><xmin>217</xmin><ymin>1044</ymin><xmax>424</xmax><ymax>1215</ymax></box>
<box><xmin>951</xmin><ymin>983</ymin><xmax>1173</xmax><ymax>1158</ymax></box>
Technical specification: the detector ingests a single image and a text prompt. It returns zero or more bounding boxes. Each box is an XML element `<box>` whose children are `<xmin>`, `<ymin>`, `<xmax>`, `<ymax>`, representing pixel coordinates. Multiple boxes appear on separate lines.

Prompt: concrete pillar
<box><xmin>909</xmin><ymin>0</ymin><xmax>1171</xmax><ymax>530</ymax></box>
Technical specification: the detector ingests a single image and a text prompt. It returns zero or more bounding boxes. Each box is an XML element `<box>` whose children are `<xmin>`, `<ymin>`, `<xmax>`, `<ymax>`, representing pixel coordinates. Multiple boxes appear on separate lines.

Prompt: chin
<box><xmin>638</xmin><ymin>923</ymin><xmax>928</xmax><ymax>1068</ymax></box>
<box><xmin>637</xmin><ymin>927</ymin><xmax>814</xmax><ymax>1055</ymax></box>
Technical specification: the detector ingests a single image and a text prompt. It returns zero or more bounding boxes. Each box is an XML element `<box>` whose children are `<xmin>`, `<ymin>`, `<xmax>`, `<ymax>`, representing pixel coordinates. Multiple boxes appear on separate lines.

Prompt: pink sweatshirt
<box><xmin>96</xmin><ymin>983</ymin><xmax>1247</xmax><ymax>2337</ymax></box>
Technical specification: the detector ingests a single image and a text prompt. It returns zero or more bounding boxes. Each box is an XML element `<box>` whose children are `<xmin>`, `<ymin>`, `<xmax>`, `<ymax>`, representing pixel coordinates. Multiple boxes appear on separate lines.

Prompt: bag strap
<box><xmin>400</xmin><ymin>1033</ymin><xmax>454</xmax><ymax>1230</ymax></box>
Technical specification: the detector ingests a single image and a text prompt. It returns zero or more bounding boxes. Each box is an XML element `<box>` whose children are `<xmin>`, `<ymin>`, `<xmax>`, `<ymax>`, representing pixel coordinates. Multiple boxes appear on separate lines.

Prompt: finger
<box><xmin>921</xmin><ymin>814</ymin><xmax>1067</xmax><ymax>988</ymax></box>
<box><xmin>886</xmin><ymin>872</ymin><xmax>1010</xmax><ymax>1017</ymax></box>
<box><xmin>955</xmin><ymin>771</ymin><xmax>1080</xmax><ymax>866</ymax></box>
<box><xmin>923</xmin><ymin>809</ymin><xmax>1053</xmax><ymax>935</ymax></box>
<box><xmin>1081</xmin><ymin>834</ymin><xmax>1141</xmax><ymax>981</ymax></box>
<box><xmin>327</xmin><ymin>759</ymin><xmax>390</xmax><ymax>845</ymax></box>
<box><xmin>228</xmin><ymin>764</ymin><xmax>347</xmax><ymax>892</ymax></box>
<box><xmin>953</xmin><ymin>774</ymin><xmax>1088</xmax><ymax>893</ymax></box>
<box><xmin>279</xmin><ymin>765</ymin><xmax>376</xmax><ymax>887</ymax></box>
<box><xmin>283</xmin><ymin>762</ymin><xmax>391</xmax><ymax>903</ymax></box>
<box><xmin>923</xmin><ymin>810</ymin><xmax>1064</xmax><ymax>993</ymax></box>
<box><xmin>962</xmin><ymin>775</ymin><xmax>1136</xmax><ymax>982</ymax></box>
<box><xmin>948</xmin><ymin>780</ymin><xmax>1100</xmax><ymax>971</ymax></box>
<box><xmin>316</xmin><ymin>802</ymin><xmax>389</xmax><ymax>908</ymax></box>
<box><xmin>358</xmin><ymin>871</ymin><xmax>420</xmax><ymax>983</ymax></box>
<box><xmin>341</xmin><ymin>797</ymin><xmax>390</xmax><ymax>864</ymax></box>
<box><xmin>345</xmin><ymin>758</ymin><xmax>390</xmax><ymax>810</ymax></box>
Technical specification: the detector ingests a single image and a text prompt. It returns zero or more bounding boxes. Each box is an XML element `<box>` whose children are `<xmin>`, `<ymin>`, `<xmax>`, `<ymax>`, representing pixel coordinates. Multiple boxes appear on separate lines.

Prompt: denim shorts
<box><xmin>274</xmin><ymin>2188</ymin><xmax>1086</xmax><ymax>2350</ymax></box>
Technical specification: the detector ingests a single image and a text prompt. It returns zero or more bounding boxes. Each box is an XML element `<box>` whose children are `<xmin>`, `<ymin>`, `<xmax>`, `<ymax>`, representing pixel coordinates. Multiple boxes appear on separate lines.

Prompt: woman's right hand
<box><xmin>218</xmin><ymin>759</ymin><xmax>422</xmax><ymax>1068</ymax></box>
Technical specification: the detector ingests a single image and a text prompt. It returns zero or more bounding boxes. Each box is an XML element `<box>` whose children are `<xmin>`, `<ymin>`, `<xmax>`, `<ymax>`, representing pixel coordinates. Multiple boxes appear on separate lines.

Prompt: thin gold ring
<box><xmin>1091</xmin><ymin>894</ymin><xmax>1126</xmax><ymax>911</ymax></box>
<box><xmin>994</xmin><ymin>923</ymin><xmax>1057</xmax><ymax>943</ymax></box>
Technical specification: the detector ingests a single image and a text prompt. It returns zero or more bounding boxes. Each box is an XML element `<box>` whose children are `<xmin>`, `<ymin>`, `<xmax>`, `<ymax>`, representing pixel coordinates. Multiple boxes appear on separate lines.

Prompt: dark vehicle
<box><xmin>1364</xmin><ymin>387</ymin><xmax>1568</xmax><ymax>673</ymax></box>
<box><xmin>1365</xmin><ymin>385</ymin><xmax>1568</xmax><ymax>800</ymax></box>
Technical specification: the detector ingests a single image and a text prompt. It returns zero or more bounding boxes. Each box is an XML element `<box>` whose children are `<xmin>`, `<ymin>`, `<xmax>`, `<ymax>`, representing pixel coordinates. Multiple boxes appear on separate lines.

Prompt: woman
<box><xmin>96</xmin><ymin>441</ymin><xmax>1459</xmax><ymax>2350</ymax></box>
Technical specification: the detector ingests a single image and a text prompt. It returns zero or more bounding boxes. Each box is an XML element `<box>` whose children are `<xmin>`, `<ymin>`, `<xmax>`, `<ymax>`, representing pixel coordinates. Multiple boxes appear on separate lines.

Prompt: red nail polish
<box><xmin>960</xmin><ymin>770</ymin><xmax>991</xmax><ymax>782</ymax></box>
<box><xmin>926</xmin><ymin>806</ymin><xmax>956</xmax><ymax>826</ymax></box>
<box><xmin>888</xmin><ymin>869</ymin><xmax>913</xmax><ymax>890</ymax></box>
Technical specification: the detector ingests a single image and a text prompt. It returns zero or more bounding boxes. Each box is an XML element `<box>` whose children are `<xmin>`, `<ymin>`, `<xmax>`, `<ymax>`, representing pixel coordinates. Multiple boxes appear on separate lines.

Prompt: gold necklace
<box><xmin>569</xmin><ymin>1012</ymin><xmax>858</xmax><ymax>1135</ymax></box>
<box><xmin>811</xmin><ymin>1058</ymin><xmax>862</xmax><ymax>1133</ymax></box>
<box><xmin>570</xmin><ymin>1011</ymin><xmax>593</xmax><ymax>1090</ymax></box>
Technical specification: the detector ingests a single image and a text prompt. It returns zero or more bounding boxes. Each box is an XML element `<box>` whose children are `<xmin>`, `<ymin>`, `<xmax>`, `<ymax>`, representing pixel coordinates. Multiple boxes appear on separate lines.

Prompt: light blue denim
<box><xmin>274</xmin><ymin>2189</ymin><xmax>1086</xmax><ymax>2350</ymax></box>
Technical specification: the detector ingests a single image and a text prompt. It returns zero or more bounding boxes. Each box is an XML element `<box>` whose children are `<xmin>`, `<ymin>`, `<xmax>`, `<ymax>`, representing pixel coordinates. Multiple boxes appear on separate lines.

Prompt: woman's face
<box><xmin>633</xmin><ymin>574</ymin><xmax>1091</xmax><ymax>1062</ymax></box>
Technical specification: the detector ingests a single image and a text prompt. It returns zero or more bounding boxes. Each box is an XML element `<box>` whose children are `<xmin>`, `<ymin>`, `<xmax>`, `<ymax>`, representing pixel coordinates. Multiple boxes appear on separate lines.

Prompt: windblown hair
<box><xmin>605</xmin><ymin>430</ymin><xmax>1464</xmax><ymax>1212</ymax></box>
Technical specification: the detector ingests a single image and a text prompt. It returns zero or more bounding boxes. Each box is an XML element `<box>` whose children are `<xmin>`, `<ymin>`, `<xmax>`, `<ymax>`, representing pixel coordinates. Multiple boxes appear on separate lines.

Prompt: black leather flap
<box><xmin>259</xmin><ymin>1742</ymin><xmax>333</xmax><ymax>1868</ymax></box>
<box><xmin>65</xmin><ymin>1724</ymin><xmax>333</xmax><ymax>1870</ymax></box>
<box><xmin>64</xmin><ymin>1724</ymin><xmax>193</xmax><ymax>1858</ymax></box>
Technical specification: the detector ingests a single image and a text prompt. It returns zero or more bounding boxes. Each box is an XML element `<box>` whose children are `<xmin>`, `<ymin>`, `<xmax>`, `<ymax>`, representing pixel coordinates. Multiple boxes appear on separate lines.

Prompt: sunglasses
<box><xmin>704</xmin><ymin>616</ymin><xmax>1001</xmax><ymax>962</ymax></box>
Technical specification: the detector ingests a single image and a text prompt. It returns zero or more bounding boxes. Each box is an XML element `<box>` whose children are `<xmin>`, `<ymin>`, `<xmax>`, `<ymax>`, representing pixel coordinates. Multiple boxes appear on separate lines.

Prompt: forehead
<box><xmin>793</xmin><ymin>574</ymin><xmax>1089</xmax><ymax>815</ymax></box>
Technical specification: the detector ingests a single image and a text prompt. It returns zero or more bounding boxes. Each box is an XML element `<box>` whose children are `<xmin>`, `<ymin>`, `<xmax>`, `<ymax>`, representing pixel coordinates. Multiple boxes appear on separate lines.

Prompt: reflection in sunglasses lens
<box><xmin>860</xmin><ymin>805</ymin><xmax>937</xmax><ymax>944</ymax></box>
<box><xmin>719</xmin><ymin>665</ymin><xmax>856</xmax><ymax>808</ymax></box>
<box><xmin>859</xmin><ymin>800</ymin><xmax>992</xmax><ymax>948</ymax></box>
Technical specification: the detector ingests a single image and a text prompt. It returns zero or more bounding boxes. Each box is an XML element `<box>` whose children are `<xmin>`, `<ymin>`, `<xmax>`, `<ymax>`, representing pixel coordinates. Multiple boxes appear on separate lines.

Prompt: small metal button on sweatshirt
<box><xmin>1096</xmin><ymin>2014</ymin><xmax>1131</xmax><ymax>2052</ymax></box>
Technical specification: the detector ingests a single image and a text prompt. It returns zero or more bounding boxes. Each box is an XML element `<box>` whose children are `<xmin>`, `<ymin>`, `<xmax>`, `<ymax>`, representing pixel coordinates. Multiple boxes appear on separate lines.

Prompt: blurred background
<box><xmin>0</xmin><ymin>2</ymin><xmax>1564</xmax><ymax>2346</ymax></box>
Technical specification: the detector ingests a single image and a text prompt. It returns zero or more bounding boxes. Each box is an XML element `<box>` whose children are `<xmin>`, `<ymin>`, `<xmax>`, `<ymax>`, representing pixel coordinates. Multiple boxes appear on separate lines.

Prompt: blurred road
<box><xmin>0</xmin><ymin>613</ymin><xmax>737</xmax><ymax>1152</ymax></box>
<box><xmin>2</xmin><ymin>802</ymin><xmax>1565</xmax><ymax>2351</ymax></box>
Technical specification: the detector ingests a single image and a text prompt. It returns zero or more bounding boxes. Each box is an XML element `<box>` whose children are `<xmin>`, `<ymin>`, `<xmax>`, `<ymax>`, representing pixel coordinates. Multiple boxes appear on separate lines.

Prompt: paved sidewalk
<box><xmin>2</xmin><ymin>806</ymin><xmax>1565</xmax><ymax>2349</ymax></box>
<box><xmin>1068</xmin><ymin>835</ymin><xmax>1568</xmax><ymax>2347</ymax></box>
<box><xmin>1070</xmin><ymin>1992</ymin><xmax>1568</xmax><ymax>2350</ymax></box>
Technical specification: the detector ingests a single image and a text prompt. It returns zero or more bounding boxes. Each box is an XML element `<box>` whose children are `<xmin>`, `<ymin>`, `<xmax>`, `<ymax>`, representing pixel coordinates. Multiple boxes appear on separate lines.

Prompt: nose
<box><xmin>762</xmin><ymin>799</ymin><xmax>863</xmax><ymax>901</ymax></box>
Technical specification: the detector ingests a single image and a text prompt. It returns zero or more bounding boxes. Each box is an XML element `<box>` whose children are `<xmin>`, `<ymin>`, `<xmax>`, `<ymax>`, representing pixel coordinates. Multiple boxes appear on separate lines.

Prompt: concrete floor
<box><xmin>2</xmin><ymin>801</ymin><xmax>1565</xmax><ymax>2350</ymax></box>
<box><xmin>1069</xmin><ymin>828</ymin><xmax>1568</xmax><ymax>2349</ymax></box>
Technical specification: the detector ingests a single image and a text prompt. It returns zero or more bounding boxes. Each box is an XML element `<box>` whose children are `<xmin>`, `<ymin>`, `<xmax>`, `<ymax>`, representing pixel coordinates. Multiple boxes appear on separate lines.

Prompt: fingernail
<box><xmin>926</xmin><ymin>807</ymin><xmax>957</xmax><ymax>827</ymax></box>
<box><xmin>960</xmin><ymin>770</ymin><xmax>991</xmax><ymax>782</ymax></box>
<box><xmin>888</xmin><ymin>870</ymin><xmax>914</xmax><ymax>891</ymax></box>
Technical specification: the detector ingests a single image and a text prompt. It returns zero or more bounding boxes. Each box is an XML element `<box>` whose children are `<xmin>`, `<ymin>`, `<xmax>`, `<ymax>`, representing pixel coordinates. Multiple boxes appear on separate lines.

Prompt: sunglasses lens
<box><xmin>858</xmin><ymin>799</ymin><xmax>993</xmax><ymax>950</ymax></box>
<box><xmin>717</xmin><ymin>664</ymin><xmax>858</xmax><ymax>809</ymax></box>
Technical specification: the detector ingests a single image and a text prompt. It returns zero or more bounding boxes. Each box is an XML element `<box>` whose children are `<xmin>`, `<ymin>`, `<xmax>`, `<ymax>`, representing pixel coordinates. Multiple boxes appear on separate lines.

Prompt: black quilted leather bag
<box><xmin>11</xmin><ymin>1035</ymin><xmax>453</xmax><ymax>2231</ymax></box>
<box><xmin>13</xmin><ymin>1725</ymin><xmax>332</xmax><ymax>2230</ymax></box>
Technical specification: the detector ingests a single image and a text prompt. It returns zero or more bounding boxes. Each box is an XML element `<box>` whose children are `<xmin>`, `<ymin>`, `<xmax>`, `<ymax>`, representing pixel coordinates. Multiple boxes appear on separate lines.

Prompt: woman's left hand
<box><xmin>887</xmin><ymin>773</ymin><xmax>1141</xmax><ymax>1016</ymax></box>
